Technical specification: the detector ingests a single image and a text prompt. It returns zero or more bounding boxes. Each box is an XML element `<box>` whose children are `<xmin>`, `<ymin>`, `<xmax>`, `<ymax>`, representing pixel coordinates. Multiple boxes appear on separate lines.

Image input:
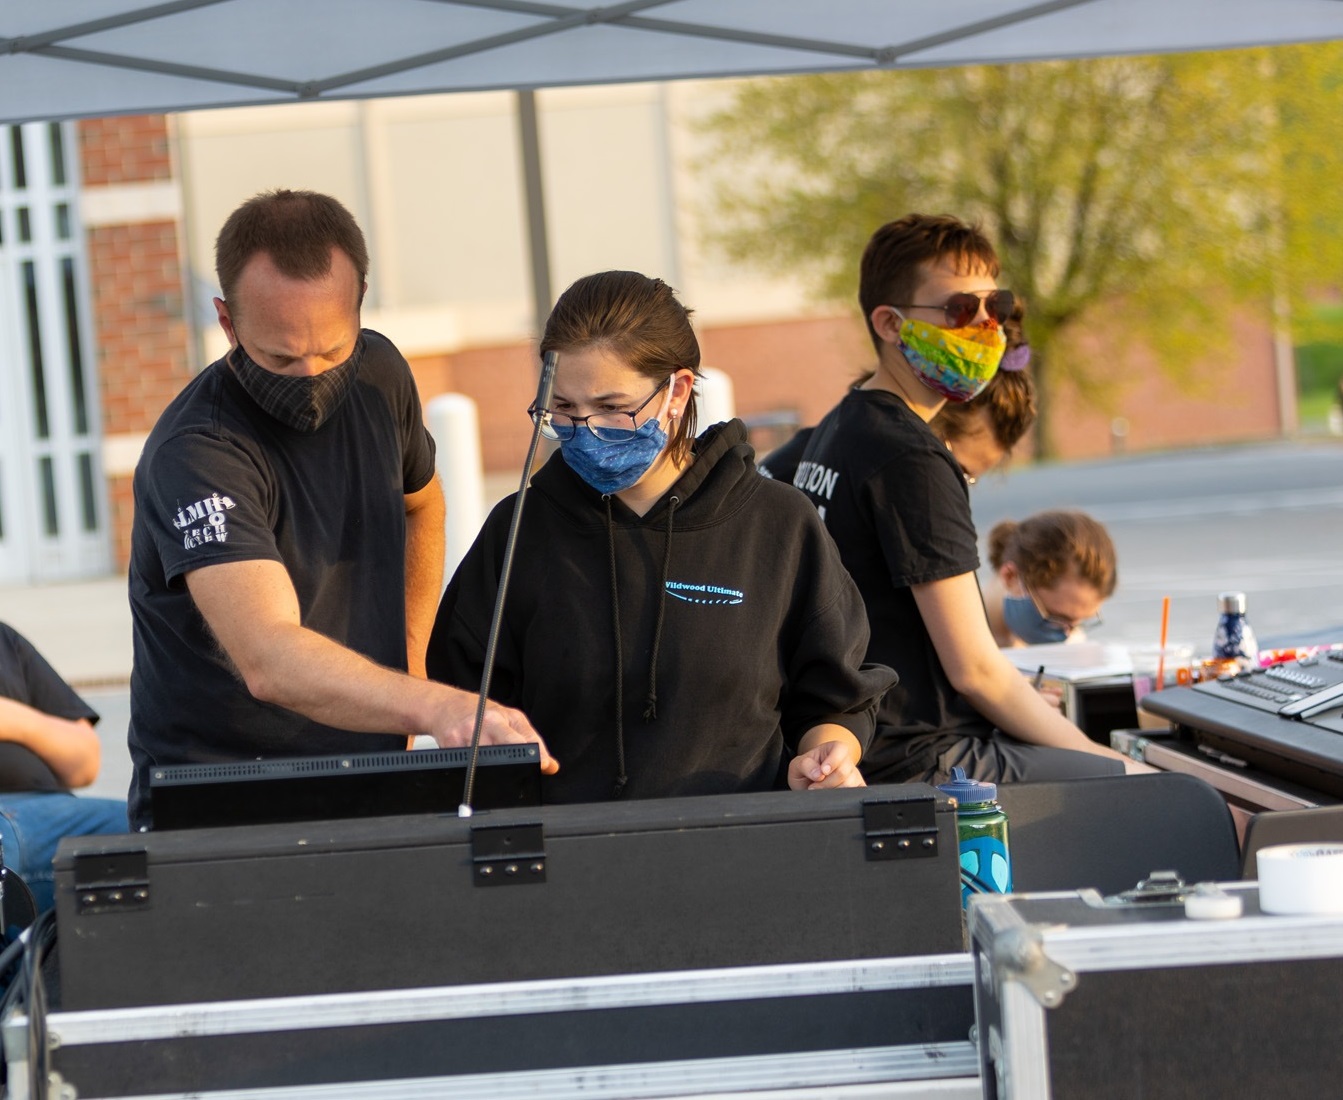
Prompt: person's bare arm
<box><xmin>403</xmin><ymin>475</ymin><xmax>446</xmax><ymax>680</ymax></box>
<box><xmin>913</xmin><ymin>572</ymin><xmax>1126</xmax><ymax>761</ymax></box>
<box><xmin>789</xmin><ymin>724</ymin><xmax>865</xmax><ymax>789</ymax></box>
<box><xmin>184</xmin><ymin>559</ymin><xmax>557</xmax><ymax>771</ymax></box>
<box><xmin>0</xmin><ymin>699</ymin><xmax>100</xmax><ymax>788</ymax></box>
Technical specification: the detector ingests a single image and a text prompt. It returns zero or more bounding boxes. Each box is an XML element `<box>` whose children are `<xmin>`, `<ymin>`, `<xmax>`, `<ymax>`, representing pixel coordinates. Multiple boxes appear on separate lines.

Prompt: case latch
<box><xmin>471</xmin><ymin>822</ymin><xmax>546</xmax><ymax>887</ymax></box>
<box><xmin>73</xmin><ymin>849</ymin><xmax>151</xmax><ymax>914</ymax></box>
<box><xmin>861</xmin><ymin>796</ymin><xmax>939</xmax><ymax>861</ymax></box>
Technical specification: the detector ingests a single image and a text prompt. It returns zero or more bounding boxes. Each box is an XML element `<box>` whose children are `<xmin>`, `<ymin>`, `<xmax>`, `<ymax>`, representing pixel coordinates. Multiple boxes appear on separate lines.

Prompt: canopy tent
<box><xmin>5</xmin><ymin>0</ymin><xmax>1343</xmax><ymax>125</ymax></box>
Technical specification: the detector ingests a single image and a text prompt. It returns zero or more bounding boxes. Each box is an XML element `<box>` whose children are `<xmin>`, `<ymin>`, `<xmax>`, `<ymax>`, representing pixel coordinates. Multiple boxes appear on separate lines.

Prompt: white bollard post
<box><xmin>425</xmin><ymin>393</ymin><xmax>485</xmax><ymax>585</ymax></box>
<box><xmin>695</xmin><ymin>366</ymin><xmax>736</xmax><ymax>428</ymax></box>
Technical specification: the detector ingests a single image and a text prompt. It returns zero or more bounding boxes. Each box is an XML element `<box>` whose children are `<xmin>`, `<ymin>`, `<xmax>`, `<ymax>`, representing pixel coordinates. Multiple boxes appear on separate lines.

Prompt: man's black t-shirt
<box><xmin>795</xmin><ymin>388</ymin><xmax>989</xmax><ymax>781</ymax></box>
<box><xmin>127</xmin><ymin>330</ymin><xmax>436</xmax><ymax>827</ymax></box>
<box><xmin>0</xmin><ymin>623</ymin><xmax>99</xmax><ymax>793</ymax></box>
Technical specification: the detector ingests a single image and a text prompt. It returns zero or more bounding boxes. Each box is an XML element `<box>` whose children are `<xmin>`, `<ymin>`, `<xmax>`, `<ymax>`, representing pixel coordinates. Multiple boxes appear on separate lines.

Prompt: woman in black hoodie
<box><xmin>426</xmin><ymin>270</ymin><xmax>895</xmax><ymax>803</ymax></box>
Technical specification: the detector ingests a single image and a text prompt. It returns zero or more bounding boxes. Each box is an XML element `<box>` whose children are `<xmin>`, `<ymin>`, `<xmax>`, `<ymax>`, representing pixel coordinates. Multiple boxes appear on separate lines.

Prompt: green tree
<box><xmin>698</xmin><ymin>45</ymin><xmax>1343</xmax><ymax>455</ymax></box>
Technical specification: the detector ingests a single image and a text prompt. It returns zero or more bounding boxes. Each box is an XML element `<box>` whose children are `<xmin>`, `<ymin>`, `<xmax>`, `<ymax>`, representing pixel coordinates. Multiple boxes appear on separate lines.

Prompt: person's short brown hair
<box><xmin>859</xmin><ymin>214</ymin><xmax>1000</xmax><ymax>350</ymax></box>
<box><xmin>987</xmin><ymin>510</ymin><xmax>1118</xmax><ymax>596</ymax></box>
<box><xmin>930</xmin><ymin>300</ymin><xmax>1035</xmax><ymax>453</ymax></box>
<box><xmin>215</xmin><ymin>189</ymin><xmax>368</xmax><ymax>309</ymax></box>
<box><xmin>541</xmin><ymin>271</ymin><xmax>703</xmax><ymax>464</ymax></box>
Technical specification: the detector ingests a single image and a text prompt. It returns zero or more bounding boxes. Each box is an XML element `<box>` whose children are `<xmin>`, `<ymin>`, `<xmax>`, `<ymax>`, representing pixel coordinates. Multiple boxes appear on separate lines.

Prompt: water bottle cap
<box><xmin>1218</xmin><ymin>592</ymin><xmax>1247</xmax><ymax>614</ymax></box>
<box><xmin>936</xmin><ymin>766</ymin><xmax>998</xmax><ymax>805</ymax></box>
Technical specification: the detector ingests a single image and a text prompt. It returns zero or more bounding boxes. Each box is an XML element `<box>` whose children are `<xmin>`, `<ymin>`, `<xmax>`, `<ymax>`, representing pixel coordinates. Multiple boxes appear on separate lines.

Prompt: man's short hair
<box><xmin>858</xmin><ymin>214</ymin><xmax>1000</xmax><ymax>349</ymax></box>
<box><xmin>215</xmin><ymin>189</ymin><xmax>369</xmax><ymax>307</ymax></box>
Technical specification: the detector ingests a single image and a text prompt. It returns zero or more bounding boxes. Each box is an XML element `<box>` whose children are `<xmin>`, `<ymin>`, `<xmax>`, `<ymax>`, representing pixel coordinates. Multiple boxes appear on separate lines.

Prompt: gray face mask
<box><xmin>230</xmin><ymin>338</ymin><xmax>362</xmax><ymax>433</ymax></box>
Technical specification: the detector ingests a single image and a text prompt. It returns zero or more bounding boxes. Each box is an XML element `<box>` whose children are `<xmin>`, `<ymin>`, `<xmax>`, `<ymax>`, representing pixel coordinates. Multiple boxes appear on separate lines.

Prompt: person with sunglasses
<box><xmin>789</xmin><ymin>214</ymin><xmax>1134</xmax><ymax>788</ymax></box>
<box><xmin>759</xmin><ymin>300</ymin><xmax>1036</xmax><ymax>487</ymax></box>
<box><xmin>426</xmin><ymin>270</ymin><xmax>895</xmax><ymax>803</ymax></box>
<box><xmin>982</xmin><ymin>511</ymin><xmax>1116</xmax><ymax>649</ymax></box>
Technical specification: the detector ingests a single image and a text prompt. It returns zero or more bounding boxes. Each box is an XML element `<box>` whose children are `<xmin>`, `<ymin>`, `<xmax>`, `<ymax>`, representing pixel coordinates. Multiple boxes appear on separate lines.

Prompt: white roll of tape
<box><xmin>1257</xmin><ymin>843</ymin><xmax>1343</xmax><ymax>915</ymax></box>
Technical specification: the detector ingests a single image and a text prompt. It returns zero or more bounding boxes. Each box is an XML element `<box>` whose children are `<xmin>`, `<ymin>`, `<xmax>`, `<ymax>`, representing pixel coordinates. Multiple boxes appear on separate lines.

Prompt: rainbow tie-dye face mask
<box><xmin>895</xmin><ymin>315</ymin><xmax>1006</xmax><ymax>403</ymax></box>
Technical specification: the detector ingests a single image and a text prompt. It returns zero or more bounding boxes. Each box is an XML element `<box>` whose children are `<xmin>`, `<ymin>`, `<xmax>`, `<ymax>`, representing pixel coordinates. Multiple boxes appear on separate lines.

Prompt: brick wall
<box><xmin>1050</xmin><ymin>313</ymin><xmax>1282</xmax><ymax>458</ymax></box>
<box><xmin>78</xmin><ymin>116</ymin><xmax>173</xmax><ymax>186</ymax></box>
<box><xmin>88</xmin><ymin>220</ymin><xmax>191</xmax><ymax>437</ymax></box>
<box><xmin>80</xmin><ymin>115</ymin><xmax>191</xmax><ymax>570</ymax></box>
<box><xmin>408</xmin><ymin>343</ymin><xmax>540</xmax><ymax>473</ymax></box>
<box><xmin>107</xmin><ymin>473</ymin><xmax>135</xmax><ymax>574</ymax></box>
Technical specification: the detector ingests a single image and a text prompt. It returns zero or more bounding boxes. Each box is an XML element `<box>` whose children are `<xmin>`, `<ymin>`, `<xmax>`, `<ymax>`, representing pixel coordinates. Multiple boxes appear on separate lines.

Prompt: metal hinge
<box><xmin>73</xmin><ymin>849</ymin><xmax>151</xmax><ymax>915</ymax></box>
<box><xmin>861</xmin><ymin>795</ymin><xmax>939</xmax><ymax>861</ymax></box>
<box><xmin>993</xmin><ymin>925</ymin><xmax>1076</xmax><ymax>1008</ymax></box>
<box><xmin>471</xmin><ymin>822</ymin><xmax>546</xmax><ymax>887</ymax></box>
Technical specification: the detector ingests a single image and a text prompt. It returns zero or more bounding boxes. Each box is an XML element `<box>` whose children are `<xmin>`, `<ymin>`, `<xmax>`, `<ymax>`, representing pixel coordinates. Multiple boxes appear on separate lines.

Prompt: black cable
<box><xmin>3</xmin><ymin>910</ymin><xmax>57</xmax><ymax>1100</ymax></box>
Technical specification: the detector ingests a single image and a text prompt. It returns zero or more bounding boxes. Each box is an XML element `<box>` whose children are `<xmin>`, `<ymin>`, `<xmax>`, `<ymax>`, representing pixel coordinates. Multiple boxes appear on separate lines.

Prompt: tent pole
<box><xmin>516</xmin><ymin>90</ymin><xmax>552</xmax><ymax>340</ymax></box>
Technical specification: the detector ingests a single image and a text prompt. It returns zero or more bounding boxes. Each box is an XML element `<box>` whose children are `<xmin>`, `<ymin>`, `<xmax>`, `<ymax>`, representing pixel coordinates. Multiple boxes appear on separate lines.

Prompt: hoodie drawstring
<box><xmin>643</xmin><ymin>495</ymin><xmax>678</xmax><ymax>721</ymax></box>
<box><xmin>604</xmin><ymin>496</ymin><xmax>629</xmax><ymax>798</ymax></box>
<box><xmin>604</xmin><ymin>493</ymin><xmax>680</xmax><ymax>798</ymax></box>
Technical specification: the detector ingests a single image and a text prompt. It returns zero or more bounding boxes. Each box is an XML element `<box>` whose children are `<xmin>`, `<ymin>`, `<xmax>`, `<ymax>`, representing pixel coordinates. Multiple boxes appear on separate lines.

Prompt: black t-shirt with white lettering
<box><xmin>127</xmin><ymin>330</ymin><xmax>436</xmax><ymax>828</ymax></box>
<box><xmin>0</xmin><ymin>622</ymin><xmax>99</xmax><ymax>793</ymax></box>
<box><xmin>795</xmin><ymin>388</ymin><xmax>987</xmax><ymax>782</ymax></box>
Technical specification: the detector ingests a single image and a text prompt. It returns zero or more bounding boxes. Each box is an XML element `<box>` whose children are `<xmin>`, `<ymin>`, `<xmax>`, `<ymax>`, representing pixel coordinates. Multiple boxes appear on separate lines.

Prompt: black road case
<box><xmin>968</xmin><ymin>883</ymin><xmax>1343</xmax><ymax>1099</ymax></box>
<box><xmin>3</xmin><ymin>955</ymin><xmax>980</xmax><ymax>1098</ymax></box>
<box><xmin>54</xmin><ymin>785</ymin><xmax>963</xmax><ymax>1010</ymax></box>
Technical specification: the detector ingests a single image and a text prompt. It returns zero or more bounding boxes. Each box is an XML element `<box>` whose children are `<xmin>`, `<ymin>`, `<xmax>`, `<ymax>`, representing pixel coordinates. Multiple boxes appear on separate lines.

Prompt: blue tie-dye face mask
<box><xmin>559</xmin><ymin>390</ymin><xmax>671</xmax><ymax>494</ymax></box>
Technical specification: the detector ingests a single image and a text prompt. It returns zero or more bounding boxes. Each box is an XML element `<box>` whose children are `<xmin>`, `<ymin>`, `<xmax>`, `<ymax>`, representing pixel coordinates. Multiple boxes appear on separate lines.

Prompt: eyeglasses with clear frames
<box><xmin>1023</xmin><ymin>579</ymin><xmax>1103</xmax><ymax>634</ymax></box>
<box><xmin>530</xmin><ymin>378</ymin><xmax>669</xmax><ymax>442</ymax></box>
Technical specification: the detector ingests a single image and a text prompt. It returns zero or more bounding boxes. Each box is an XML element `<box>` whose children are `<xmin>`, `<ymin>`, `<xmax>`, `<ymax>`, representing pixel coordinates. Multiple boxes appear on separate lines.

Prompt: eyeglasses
<box><xmin>530</xmin><ymin>378</ymin><xmax>669</xmax><ymax>442</ymax></box>
<box><xmin>889</xmin><ymin>289</ymin><xmax>1015</xmax><ymax>329</ymax></box>
<box><xmin>1024</xmin><ymin>580</ymin><xmax>1103</xmax><ymax>634</ymax></box>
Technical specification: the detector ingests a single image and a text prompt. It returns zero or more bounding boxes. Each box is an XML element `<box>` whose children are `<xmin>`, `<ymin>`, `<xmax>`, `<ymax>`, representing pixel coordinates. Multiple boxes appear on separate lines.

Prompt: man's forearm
<box><xmin>404</xmin><ymin>478</ymin><xmax>446</xmax><ymax>678</ymax></box>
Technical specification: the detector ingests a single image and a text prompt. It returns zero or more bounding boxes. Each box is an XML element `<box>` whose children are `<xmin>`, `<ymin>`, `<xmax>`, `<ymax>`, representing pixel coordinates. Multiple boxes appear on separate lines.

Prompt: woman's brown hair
<box><xmin>987</xmin><ymin>510</ymin><xmax>1118</xmax><ymax>596</ymax></box>
<box><xmin>541</xmin><ymin>271</ymin><xmax>703</xmax><ymax>464</ymax></box>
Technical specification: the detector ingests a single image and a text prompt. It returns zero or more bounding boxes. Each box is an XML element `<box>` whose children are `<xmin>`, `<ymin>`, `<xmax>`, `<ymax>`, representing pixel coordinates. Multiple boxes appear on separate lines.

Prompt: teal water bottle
<box><xmin>937</xmin><ymin>767</ymin><xmax>1013</xmax><ymax>907</ymax></box>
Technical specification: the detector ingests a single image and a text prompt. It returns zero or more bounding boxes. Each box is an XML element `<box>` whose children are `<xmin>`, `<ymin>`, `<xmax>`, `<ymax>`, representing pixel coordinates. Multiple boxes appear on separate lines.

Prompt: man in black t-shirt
<box><xmin>0</xmin><ymin>623</ymin><xmax>126</xmax><ymax>911</ymax></box>
<box><xmin>794</xmin><ymin>214</ymin><xmax>1133</xmax><ymax>786</ymax></box>
<box><xmin>127</xmin><ymin>190</ymin><xmax>554</xmax><ymax>829</ymax></box>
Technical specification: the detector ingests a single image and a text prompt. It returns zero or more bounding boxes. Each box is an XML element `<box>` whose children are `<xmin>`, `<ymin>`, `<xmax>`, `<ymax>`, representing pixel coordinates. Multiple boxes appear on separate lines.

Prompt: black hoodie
<box><xmin>427</xmin><ymin>419</ymin><xmax>896</xmax><ymax>803</ymax></box>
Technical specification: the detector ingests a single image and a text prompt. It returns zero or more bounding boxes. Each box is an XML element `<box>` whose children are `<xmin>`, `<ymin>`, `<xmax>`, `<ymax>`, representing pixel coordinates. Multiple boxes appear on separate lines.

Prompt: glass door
<box><xmin>0</xmin><ymin>122</ymin><xmax>110</xmax><ymax>584</ymax></box>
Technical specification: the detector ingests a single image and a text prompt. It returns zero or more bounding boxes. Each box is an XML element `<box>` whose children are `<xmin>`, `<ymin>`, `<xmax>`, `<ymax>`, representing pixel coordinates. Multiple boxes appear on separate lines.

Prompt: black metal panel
<box><xmin>1045</xmin><ymin>958</ymin><xmax>1343</xmax><ymax>1098</ymax></box>
<box><xmin>54</xmin><ymin>786</ymin><xmax>962</xmax><ymax>1009</ymax></box>
<box><xmin>53</xmin><ymin>985</ymin><xmax>974</xmax><ymax>1097</ymax></box>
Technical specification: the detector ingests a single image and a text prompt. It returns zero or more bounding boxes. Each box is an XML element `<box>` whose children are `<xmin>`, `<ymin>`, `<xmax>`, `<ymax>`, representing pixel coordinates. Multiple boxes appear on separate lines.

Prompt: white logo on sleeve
<box><xmin>172</xmin><ymin>493</ymin><xmax>237</xmax><ymax>550</ymax></box>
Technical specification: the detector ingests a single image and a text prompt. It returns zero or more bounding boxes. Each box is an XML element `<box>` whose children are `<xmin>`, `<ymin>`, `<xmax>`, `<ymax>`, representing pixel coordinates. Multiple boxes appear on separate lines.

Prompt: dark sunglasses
<box><xmin>890</xmin><ymin>289</ymin><xmax>1015</xmax><ymax>329</ymax></box>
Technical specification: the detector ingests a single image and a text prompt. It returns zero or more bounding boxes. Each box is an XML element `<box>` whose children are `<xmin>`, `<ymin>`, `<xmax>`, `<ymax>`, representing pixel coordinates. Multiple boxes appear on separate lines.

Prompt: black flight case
<box><xmin>12</xmin><ymin>785</ymin><xmax>980</xmax><ymax>1097</ymax></box>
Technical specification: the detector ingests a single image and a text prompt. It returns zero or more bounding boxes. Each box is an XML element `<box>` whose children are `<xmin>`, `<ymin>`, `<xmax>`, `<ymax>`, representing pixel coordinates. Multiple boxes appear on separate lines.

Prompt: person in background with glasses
<box><xmin>789</xmin><ymin>214</ymin><xmax>1136</xmax><ymax>788</ymax></box>
<box><xmin>426</xmin><ymin>270</ymin><xmax>895</xmax><ymax>802</ymax></box>
<box><xmin>982</xmin><ymin>511</ymin><xmax>1116</xmax><ymax>649</ymax></box>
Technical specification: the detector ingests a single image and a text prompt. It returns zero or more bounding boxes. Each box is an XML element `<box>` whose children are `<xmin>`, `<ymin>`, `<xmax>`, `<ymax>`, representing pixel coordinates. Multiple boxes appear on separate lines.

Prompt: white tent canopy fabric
<box><xmin>5</xmin><ymin>0</ymin><xmax>1343</xmax><ymax>125</ymax></box>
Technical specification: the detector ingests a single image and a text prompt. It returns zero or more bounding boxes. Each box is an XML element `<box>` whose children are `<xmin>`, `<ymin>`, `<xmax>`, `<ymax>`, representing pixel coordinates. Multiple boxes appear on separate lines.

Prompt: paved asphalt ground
<box><xmin>3</xmin><ymin>438</ymin><xmax>1341</xmax><ymax>805</ymax></box>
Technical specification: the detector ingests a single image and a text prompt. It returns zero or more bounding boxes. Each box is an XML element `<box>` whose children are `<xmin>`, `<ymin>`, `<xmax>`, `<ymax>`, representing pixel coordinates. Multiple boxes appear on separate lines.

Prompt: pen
<box><xmin>1032</xmin><ymin>664</ymin><xmax>1045</xmax><ymax>690</ymax></box>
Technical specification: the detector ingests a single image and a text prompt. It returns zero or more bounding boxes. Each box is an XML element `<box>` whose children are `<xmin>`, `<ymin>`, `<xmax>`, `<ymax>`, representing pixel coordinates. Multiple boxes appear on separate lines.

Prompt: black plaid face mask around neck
<box><xmin>229</xmin><ymin>337</ymin><xmax>363</xmax><ymax>433</ymax></box>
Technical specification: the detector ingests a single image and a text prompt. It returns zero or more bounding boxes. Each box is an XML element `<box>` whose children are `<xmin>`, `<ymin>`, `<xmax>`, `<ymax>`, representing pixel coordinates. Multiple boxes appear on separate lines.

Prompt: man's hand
<box><xmin>425</xmin><ymin>689</ymin><xmax>559</xmax><ymax>775</ymax></box>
